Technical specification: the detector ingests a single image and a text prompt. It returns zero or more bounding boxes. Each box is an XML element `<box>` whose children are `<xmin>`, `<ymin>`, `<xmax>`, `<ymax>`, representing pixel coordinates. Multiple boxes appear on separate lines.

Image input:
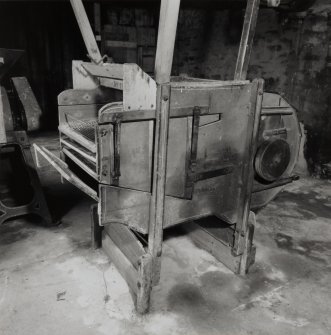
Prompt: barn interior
<box><xmin>0</xmin><ymin>0</ymin><xmax>330</xmax><ymax>334</ymax></box>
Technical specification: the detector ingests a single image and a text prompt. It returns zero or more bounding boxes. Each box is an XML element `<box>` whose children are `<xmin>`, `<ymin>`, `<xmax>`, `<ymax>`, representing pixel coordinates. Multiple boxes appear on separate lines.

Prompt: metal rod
<box><xmin>252</xmin><ymin>175</ymin><xmax>299</xmax><ymax>193</ymax></box>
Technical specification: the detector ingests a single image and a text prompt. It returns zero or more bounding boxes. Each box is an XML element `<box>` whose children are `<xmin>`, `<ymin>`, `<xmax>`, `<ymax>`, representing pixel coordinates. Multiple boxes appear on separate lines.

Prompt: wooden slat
<box><xmin>183</xmin><ymin>221</ymin><xmax>241</xmax><ymax>274</ymax></box>
<box><xmin>60</xmin><ymin>138</ymin><xmax>96</xmax><ymax>163</ymax></box>
<box><xmin>123</xmin><ymin>64</ymin><xmax>156</xmax><ymax>111</ymax></box>
<box><xmin>99</xmin><ymin>78</ymin><xmax>123</xmax><ymax>90</ymax></box>
<box><xmin>82</xmin><ymin>62</ymin><xmax>124</xmax><ymax>79</ymax></box>
<box><xmin>104</xmin><ymin>223</ymin><xmax>145</xmax><ymax>269</ymax></box>
<box><xmin>58</xmin><ymin>87</ymin><xmax>118</xmax><ymax>106</ymax></box>
<box><xmin>33</xmin><ymin>144</ymin><xmax>98</xmax><ymax>201</ymax></box>
<box><xmin>11</xmin><ymin>77</ymin><xmax>42</xmax><ymax>131</ymax></box>
<box><xmin>261</xmin><ymin>107</ymin><xmax>293</xmax><ymax>115</ymax></box>
<box><xmin>0</xmin><ymin>86</ymin><xmax>7</xmax><ymax>143</ymax></box>
<box><xmin>105</xmin><ymin>41</ymin><xmax>137</xmax><ymax>49</ymax></box>
<box><xmin>102</xmin><ymin>231</ymin><xmax>139</xmax><ymax>294</ymax></box>
<box><xmin>62</xmin><ymin>147</ymin><xmax>98</xmax><ymax>180</ymax></box>
<box><xmin>59</xmin><ymin>124</ymin><xmax>96</xmax><ymax>153</ymax></box>
<box><xmin>170</xmin><ymin>80</ymin><xmax>249</xmax><ymax>88</ymax></box>
<box><xmin>234</xmin><ymin>0</ymin><xmax>260</xmax><ymax>80</ymax></box>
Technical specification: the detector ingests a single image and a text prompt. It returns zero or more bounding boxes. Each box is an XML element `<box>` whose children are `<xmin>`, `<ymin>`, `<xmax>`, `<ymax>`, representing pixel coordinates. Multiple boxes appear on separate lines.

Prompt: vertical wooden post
<box><xmin>70</xmin><ymin>0</ymin><xmax>103</xmax><ymax>64</ymax></box>
<box><xmin>233</xmin><ymin>79</ymin><xmax>264</xmax><ymax>257</ymax></box>
<box><xmin>234</xmin><ymin>0</ymin><xmax>260</xmax><ymax>80</ymax></box>
<box><xmin>148</xmin><ymin>84</ymin><xmax>171</xmax><ymax>284</ymax></box>
<box><xmin>148</xmin><ymin>0</ymin><xmax>181</xmax><ymax>284</ymax></box>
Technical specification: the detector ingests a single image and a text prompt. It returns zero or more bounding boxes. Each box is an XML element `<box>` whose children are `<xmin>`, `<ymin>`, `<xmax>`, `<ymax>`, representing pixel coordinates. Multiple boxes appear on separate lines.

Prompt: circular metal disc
<box><xmin>254</xmin><ymin>138</ymin><xmax>291</xmax><ymax>182</ymax></box>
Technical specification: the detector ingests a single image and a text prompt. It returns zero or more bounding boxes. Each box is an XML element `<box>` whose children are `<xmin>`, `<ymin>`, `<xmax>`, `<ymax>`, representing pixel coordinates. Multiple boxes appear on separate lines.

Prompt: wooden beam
<box><xmin>70</xmin><ymin>0</ymin><xmax>103</xmax><ymax>64</ymax></box>
<box><xmin>148</xmin><ymin>84</ymin><xmax>171</xmax><ymax>284</ymax></box>
<box><xmin>234</xmin><ymin>0</ymin><xmax>260</xmax><ymax>80</ymax></box>
<box><xmin>154</xmin><ymin>0</ymin><xmax>181</xmax><ymax>84</ymax></box>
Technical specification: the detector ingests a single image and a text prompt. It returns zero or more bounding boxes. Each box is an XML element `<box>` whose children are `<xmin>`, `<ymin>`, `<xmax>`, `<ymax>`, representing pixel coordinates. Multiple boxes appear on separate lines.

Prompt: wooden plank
<box><xmin>123</xmin><ymin>64</ymin><xmax>156</xmax><ymax>111</ymax></box>
<box><xmin>233</xmin><ymin>79</ymin><xmax>264</xmax><ymax>255</ymax></box>
<box><xmin>62</xmin><ymin>147</ymin><xmax>98</xmax><ymax>180</ymax></box>
<box><xmin>82</xmin><ymin>62</ymin><xmax>124</xmax><ymax>79</ymax></box>
<box><xmin>148</xmin><ymin>84</ymin><xmax>171</xmax><ymax>284</ymax></box>
<box><xmin>70</xmin><ymin>0</ymin><xmax>102</xmax><ymax>64</ymax></box>
<box><xmin>58</xmin><ymin>87</ymin><xmax>117</xmax><ymax>106</ymax></box>
<box><xmin>261</xmin><ymin>107</ymin><xmax>293</xmax><ymax>116</ymax></box>
<box><xmin>60</xmin><ymin>138</ymin><xmax>96</xmax><ymax>163</ymax></box>
<box><xmin>99</xmin><ymin>78</ymin><xmax>123</xmax><ymax>90</ymax></box>
<box><xmin>238</xmin><ymin>211</ymin><xmax>256</xmax><ymax>275</ymax></box>
<box><xmin>170</xmin><ymin>80</ymin><xmax>249</xmax><ymax>88</ymax></box>
<box><xmin>105</xmin><ymin>41</ymin><xmax>137</xmax><ymax>49</ymax></box>
<box><xmin>72</xmin><ymin>60</ymin><xmax>99</xmax><ymax>90</ymax></box>
<box><xmin>184</xmin><ymin>221</ymin><xmax>241</xmax><ymax>274</ymax></box>
<box><xmin>104</xmin><ymin>223</ymin><xmax>145</xmax><ymax>270</ymax></box>
<box><xmin>97</xmin><ymin>124</ymin><xmax>113</xmax><ymax>184</ymax></box>
<box><xmin>102</xmin><ymin>231</ymin><xmax>139</xmax><ymax>294</ymax></box>
<box><xmin>0</xmin><ymin>86</ymin><xmax>7</xmax><ymax>143</ymax></box>
<box><xmin>59</xmin><ymin>124</ymin><xmax>96</xmax><ymax>153</ymax></box>
<box><xmin>136</xmin><ymin>253</ymin><xmax>153</xmax><ymax>314</ymax></box>
<box><xmin>11</xmin><ymin>77</ymin><xmax>42</xmax><ymax>131</ymax></box>
<box><xmin>99</xmin><ymin>185</ymin><xmax>151</xmax><ymax>234</ymax></box>
<box><xmin>234</xmin><ymin>0</ymin><xmax>260</xmax><ymax>80</ymax></box>
<box><xmin>33</xmin><ymin>144</ymin><xmax>99</xmax><ymax>201</ymax></box>
<box><xmin>154</xmin><ymin>0</ymin><xmax>181</xmax><ymax>84</ymax></box>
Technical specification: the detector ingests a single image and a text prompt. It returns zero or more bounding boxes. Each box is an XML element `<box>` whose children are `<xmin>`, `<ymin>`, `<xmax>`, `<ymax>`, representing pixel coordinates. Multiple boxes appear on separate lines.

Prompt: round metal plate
<box><xmin>254</xmin><ymin>138</ymin><xmax>291</xmax><ymax>182</ymax></box>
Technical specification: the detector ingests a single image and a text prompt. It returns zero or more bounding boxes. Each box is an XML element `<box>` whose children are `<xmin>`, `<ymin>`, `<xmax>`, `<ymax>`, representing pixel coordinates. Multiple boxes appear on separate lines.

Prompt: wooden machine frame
<box><xmin>35</xmin><ymin>0</ymin><xmax>301</xmax><ymax>314</ymax></box>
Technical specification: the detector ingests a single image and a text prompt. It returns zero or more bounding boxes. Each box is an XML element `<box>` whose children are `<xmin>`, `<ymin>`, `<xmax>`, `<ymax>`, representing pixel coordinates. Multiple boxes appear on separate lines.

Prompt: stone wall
<box><xmin>173</xmin><ymin>1</ymin><xmax>331</xmax><ymax>177</ymax></box>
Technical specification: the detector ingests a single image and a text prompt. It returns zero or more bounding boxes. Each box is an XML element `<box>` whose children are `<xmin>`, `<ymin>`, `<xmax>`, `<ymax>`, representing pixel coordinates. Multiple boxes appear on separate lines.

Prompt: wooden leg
<box><xmin>148</xmin><ymin>84</ymin><xmax>171</xmax><ymax>286</ymax></box>
<box><xmin>136</xmin><ymin>253</ymin><xmax>153</xmax><ymax>314</ymax></box>
<box><xmin>102</xmin><ymin>224</ymin><xmax>153</xmax><ymax>314</ymax></box>
<box><xmin>238</xmin><ymin>211</ymin><xmax>256</xmax><ymax>275</ymax></box>
<box><xmin>91</xmin><ymin>204</ymin><xmax>103</xmax><ymax>249</ymax></box>
<box><xmin>185</xmin><ymin>211</ymin><xmax>256</xmax><ymax>275</ymax></box>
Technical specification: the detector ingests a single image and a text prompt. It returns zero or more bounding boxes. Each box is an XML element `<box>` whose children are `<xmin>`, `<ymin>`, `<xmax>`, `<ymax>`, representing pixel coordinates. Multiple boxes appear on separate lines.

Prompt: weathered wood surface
<box><xmin>82</xmin><ymin>62</ymin><xmax>124</xmax><ymax>79</ymax></box>
<box><xmin>234</xmin><ymin>0</ymin><xmax>261</xmax><ymax>80</ymax></box>
<box><xmin>0</xmin><ymin>86</ymin><xmax>7</xmax><ymax>143</ymax></box>
<box><xmin>58</xmin><ymin>86</ymin><xmax>118</xmax><ymax>106</ymax></box>
<box><xmin>104</xmin><ymin>223</ymin><xmax>145</xmax><ymax>269</ymax></box>
<box><xmin>11</xmin><ymin>77</ymin><xmax>42</xmax><ymax>131</ymax></box>
<box><xmin>72</xmin><ymin>60</ymin><xmax>99</xmax><ymax>90</ymax></box>
<box><xmin>232</xmin><ymin>79</ymin><xmax>263</xmax><ymax>255</ymax></box>
<box><xmin>148</xmin><ymin>84</ymin><xmax>171</xmax><ymax>284</ymax></box>
<box><xmin>62</xmin><ymin>147</ymin><xmax>98</xmax><ymax>180</ymax></box>
<box><xmin>123</xmin><ymin>64</ymin><xmax>156</xmax><ymax>111</ymax></box>
<box><xmin>59</xmin><ymin>124</ymin><xmax>96</xmax><ymax>153</ymax></box>
<box><xmin>102</xmin><ymin>231</ymin><xmax>139</xmax><ymax>294</ymax></box>
<box><xmin>184</xmin><ymin>221</ymin><xmax>241</xmax><ymax>274</ymax></box>
<box><xmin>33</xmin><ymin>144</ymin><xmax>98</xmax><ymax>201</ymax></box>
<box><xmin>154</xmin><ymin>0</ymin><xmax>181</xmax><ymax>84</ymax></box>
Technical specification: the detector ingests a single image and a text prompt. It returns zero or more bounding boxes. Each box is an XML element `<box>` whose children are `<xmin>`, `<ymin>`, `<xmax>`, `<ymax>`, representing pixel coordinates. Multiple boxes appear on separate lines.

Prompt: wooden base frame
<box><xmin>91</xmin><ymin>205</ymin><xmax>257</xmax><ymax>313</ymax></box>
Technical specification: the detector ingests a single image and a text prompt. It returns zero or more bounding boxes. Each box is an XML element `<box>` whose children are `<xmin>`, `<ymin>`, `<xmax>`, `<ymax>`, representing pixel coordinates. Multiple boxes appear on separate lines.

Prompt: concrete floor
<box><xmin>0</xmin><ymin>135</ymin><xmax>331</xmax><ymax>335</ymax></box>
